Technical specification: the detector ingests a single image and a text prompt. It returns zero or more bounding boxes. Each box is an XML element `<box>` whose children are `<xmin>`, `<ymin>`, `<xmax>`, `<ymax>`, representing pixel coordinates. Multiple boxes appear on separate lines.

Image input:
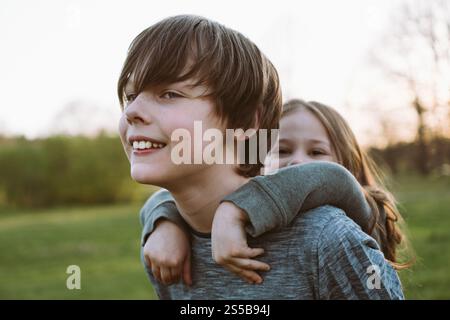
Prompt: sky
<box><xmin>0</xmin><ymin>0</ymin><xmax>406</xmax><ymax>143</ymax></box>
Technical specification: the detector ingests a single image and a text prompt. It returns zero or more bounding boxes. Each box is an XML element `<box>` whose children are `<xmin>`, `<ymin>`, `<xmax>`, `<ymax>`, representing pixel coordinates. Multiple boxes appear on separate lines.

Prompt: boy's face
<box><xmin>118</xmin><ymin>78</ymin><xmax>224</xmax><ymax>187</ymax></box>
<box><xmin>265</xmin><ymin>108</ymin><xmax>336</xmax><ymax>172</ymax></box>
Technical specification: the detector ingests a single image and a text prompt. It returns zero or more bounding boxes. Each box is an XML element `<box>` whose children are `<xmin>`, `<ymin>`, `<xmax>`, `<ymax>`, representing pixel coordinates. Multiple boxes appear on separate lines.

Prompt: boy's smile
<box><xmin>118</xmin><ymin>78</ymin><xmax>225</xmax><ymax>188</ymax></box>
<box><xmin>116</xmin><ymin>14</ymin><xmax>283</xmax><ymax>233</ymax></box>
<box><xmin>128</xmin><ymin>135</ymin><xmax>167</xmax><ymax>156</ymax></box>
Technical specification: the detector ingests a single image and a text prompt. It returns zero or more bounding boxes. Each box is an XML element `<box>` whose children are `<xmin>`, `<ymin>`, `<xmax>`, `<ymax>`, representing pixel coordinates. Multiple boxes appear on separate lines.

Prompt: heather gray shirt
<box><xmin>139</xmin><ymin>162</ymin><xmax>401</xmax><ymax>299</ymax></box>
<box><xmin>142</xmin><ymin>205</ymin><xmax>404</xmax><ymax>300</ymax></box>
<box><xmin>139</xmin><ymin>162</ymin><xmax>378</xmax><ymax>246</ymax></box>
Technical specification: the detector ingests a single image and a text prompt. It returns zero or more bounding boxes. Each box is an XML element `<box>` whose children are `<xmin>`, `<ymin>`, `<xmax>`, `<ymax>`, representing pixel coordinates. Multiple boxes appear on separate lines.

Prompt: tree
<box><xmin>368</xmin><ymin>0</ymin><xmax>450</xmax><ymax>174</ymax></box>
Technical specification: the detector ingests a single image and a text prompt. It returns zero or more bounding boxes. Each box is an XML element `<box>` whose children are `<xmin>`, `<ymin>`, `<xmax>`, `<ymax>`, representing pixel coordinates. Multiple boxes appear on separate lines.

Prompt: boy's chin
<box><xmin>130</xmin><ymin>165</ymin><xmax>167</xmax><ymax>185</ymax></box>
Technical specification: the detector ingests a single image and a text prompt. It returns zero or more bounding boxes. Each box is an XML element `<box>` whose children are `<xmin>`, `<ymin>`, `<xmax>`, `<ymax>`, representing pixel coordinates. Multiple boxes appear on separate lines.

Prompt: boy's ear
<box><xmin>253</xmin><ymin>110</ymin><xmax>260</xmax><ymax>130</ymax></box>
<box><xmin>233</xmin><ymin>111</ymin><xmax>260</xmax><ymax>141</ymax></box>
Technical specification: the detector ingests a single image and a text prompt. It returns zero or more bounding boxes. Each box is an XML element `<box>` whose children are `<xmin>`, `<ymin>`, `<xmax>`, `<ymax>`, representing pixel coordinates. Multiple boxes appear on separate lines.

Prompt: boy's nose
<box><xmin>125</xmin><ymin>99</ymin><xmax>151</xmax><ymax>125</ymax></box>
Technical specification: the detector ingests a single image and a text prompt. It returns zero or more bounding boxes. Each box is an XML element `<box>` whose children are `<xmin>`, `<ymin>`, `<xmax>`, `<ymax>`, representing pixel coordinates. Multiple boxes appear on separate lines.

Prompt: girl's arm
<box><xmin>141</xmin><ymin>161</ymin><xmax>373</xmax><ymax>285</ymax></box>
<box><xmin>140</xmin><ymin>189</ymin><xmax>192</xmax><ymax>286</ymax></box>
<box><xmin>141</xmin><ymin>161</ymin><xmax>372</xmax><ymax>242</ymax></box>
<box><xmin>222</xmin><ymin>161</ymin><xmax>372</xmax><ymax>237</ymax></box>
<box><xmin>139</xmin><ymin>188</ymin><xmax>187</xmax><ymax>246</ymax></box>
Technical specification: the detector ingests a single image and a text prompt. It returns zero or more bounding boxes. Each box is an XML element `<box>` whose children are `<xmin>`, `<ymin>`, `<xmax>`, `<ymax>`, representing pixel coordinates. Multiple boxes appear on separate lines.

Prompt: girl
<box><xmin>265</xmin><ymin>99</ymin><xmax>411</xmax><ymax>269</ymax></box>
<box><xmin>142</xmin><ymin>99</ymin><xmax>411</xmax><ymax>289</ymax></box>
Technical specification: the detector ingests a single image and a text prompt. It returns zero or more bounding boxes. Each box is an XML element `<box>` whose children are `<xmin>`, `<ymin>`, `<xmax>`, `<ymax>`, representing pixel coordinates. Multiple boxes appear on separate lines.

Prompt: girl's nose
<box><xmin>288</xmin><ymin>152</ymin><xmax>310</xmax><ymax>167</ymax></box>
<box><xmin>287</xmin><ymin>158</ymin><xmax>302</xmax><ymax>166</ymax></box>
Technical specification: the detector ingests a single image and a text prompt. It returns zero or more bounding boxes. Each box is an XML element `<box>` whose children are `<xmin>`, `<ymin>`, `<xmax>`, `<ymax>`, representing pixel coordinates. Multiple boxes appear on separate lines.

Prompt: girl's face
<box><xmin>266</xmin><ymin>108</ymin><xmax>337</xmax><ymax>172</ymax></box>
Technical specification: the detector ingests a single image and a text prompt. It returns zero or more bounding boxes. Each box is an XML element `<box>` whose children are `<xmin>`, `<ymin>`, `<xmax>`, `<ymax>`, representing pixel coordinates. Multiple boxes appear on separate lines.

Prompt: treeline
<box><xmin>0</xmin><ymin>134</ymin><xmax>152</xmax><ymax>208</ymax></box>
<box><xmin>1</xmin><ymin>134</ymin><xmax>449</xmax><ymax>209</ymax></box>
<box><xmin>369</xmin><ymin>137</ymin><xmax>450</xmax><ymax>176</ymax></box>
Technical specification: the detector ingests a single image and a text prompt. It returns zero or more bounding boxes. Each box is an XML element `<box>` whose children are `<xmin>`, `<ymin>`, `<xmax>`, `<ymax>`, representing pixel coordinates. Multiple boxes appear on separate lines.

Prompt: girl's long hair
<box><xmin>282</xmin><ymin>99</ymin><xmax>414</xmax><ymax>269</ymax></box>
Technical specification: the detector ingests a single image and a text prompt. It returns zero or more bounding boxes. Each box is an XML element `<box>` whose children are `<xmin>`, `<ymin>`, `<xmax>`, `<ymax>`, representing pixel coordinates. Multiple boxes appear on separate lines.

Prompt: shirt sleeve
<box><xmin>139</xmin><ymin>188</ymin><xmax>188</xmax><ymax>247</ymax></box>
<box><xmin>315</xmin><ymin>214</ymin><xmax>404</xmax><ymax>300</ymax></box>
<box><xmin>222</xmin><ymin>161</ymin><xmax>373</xmax><ymax>237</ymax></box>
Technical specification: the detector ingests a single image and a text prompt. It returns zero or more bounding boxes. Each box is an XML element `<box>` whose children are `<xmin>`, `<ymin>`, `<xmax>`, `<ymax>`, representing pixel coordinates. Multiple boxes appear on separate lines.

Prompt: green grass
<box><xmin>0</xmin><ymin>174</ymin><xmax>449</xmax><ymax>299</ymax></box>
<box><xmin>390</xmin><ymin>174</ymin><xmax>450</xmax><ymax>299</ymax></box>
<box><xmin>0</xmin><ymin>204</ymin><xmax>157</xmax><ymax>299</ymax></box>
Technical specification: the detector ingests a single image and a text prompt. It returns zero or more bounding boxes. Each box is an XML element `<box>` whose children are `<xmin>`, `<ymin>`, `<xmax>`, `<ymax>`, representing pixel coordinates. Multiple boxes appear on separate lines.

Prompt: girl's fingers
<box><xmin>160</xmin><ymin>267</ymin><xmax>174</xmax><ymax>285</ymax></box>
<box><xmin>182</xmin><ymin>255</ymin><xmax>192</xmax><ymax>286</ymax></box>
<box><xmin>245</xmin><ymin>247</ymin><xmax>265</xmax><ymax>258</ymax></box>
<box><xmin>144</xmin><ymin>255</ymin><xmax>152</xmax><ymax>269</ymax></box>
<box><xmin>229</xmin><ymin>257</ymin><xmax>271</xmax><ymax>272</ymax></box>
<box><xmin>170</xmin><ymin>266</ymin><xmax>182</xmax><ymax>284</ymax></box>
<box><xmin>152</xmin><ymin>265</ymin><xmax>162</xmax><ymax>283</ymax></box>
<box><xmin>230</xmin><ymin>247</ymin><xmax>265</xmax><ymax>259</ymax></box>
<box><xmin>226</xmin><ymin>264</ymin><xmax>263</xmax><ymax>284</ymax></box>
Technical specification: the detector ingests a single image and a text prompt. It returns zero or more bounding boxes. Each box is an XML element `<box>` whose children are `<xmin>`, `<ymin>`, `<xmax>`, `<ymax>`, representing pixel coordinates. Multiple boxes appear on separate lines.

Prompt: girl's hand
<box><xmin>211</xmin><ymin>201</ymin><xmax>270</xmax><ymax>284</ymax></box>
<box><xmin>143</xmin><ymin>219</ymin><xmax>192</xmax><ymax>286</ymax></box>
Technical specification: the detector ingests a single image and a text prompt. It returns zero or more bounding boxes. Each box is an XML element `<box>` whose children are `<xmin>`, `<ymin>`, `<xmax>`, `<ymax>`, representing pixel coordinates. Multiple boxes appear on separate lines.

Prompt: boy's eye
<box><xmin>160</xmin><ymin>91</ymin><xmax>183</xmax><ymax>99</ymax></box>
<box><xmin>125</xmin><ymin>93</ymin><xmax>137</xmax><ymax>104</ymax></box>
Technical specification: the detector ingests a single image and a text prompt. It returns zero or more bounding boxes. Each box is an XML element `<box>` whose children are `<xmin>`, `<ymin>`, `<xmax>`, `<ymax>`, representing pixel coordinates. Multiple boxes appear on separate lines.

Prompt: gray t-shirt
<box><xmin>139</xmin><ymin>162</ymin><xmax>376</xmax><ymax>245</ymax></box>
<box><xmin>142</xmin><ymin>205</ymin><xmax>404</xmax><ymax>300</ymax></box>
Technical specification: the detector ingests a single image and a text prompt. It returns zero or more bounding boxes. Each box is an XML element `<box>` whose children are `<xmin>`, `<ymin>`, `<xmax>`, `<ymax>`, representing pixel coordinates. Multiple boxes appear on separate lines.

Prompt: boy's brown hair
<box><xmin>117</xmin><ymin>15</ymin><xmax>282</xmax><ymax>177</ymax></box>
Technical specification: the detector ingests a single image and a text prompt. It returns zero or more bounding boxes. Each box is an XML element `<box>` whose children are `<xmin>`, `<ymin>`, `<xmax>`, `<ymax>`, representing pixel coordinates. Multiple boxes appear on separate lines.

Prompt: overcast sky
<box><xmin>0</xmin><ymin>0</ymin><xmax>404</xmax><ymax>142</ymax></box>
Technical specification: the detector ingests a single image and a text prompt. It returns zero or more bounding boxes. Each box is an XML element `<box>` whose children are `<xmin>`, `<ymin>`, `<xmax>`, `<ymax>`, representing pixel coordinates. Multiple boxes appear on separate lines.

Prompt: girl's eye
<box><xmin>279</xmin><ymin>148</ymin><xmax>291</xmax><ymax>156</ymax></box>
<box><xmin>311</xmin><ymin>149</ymin><xmax>327</xmax><ymax>156</ymax></box>
<box><xmin>160</xmin><ymin>91</ymin><xmax>183</xmax><ymax>99</ymax></box>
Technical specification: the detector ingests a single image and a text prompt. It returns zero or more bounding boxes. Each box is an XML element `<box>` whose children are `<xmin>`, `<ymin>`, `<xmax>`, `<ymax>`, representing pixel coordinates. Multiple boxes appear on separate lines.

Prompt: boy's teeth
<box><xmin>132</xmin><ymin>140</ymin><xmax>166</xmax><ymax>150</ymax></box>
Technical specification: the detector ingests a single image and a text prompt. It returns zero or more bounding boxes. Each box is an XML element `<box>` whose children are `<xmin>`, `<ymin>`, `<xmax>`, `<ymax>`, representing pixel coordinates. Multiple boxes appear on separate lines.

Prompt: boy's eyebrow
<box><xmin>134</xmin><ymin>81</ymin><xmax>201</xmax><ymax>91</ymax></box>
<box><xmin>125</xmin><ymin>81</ymin><xmax>135</xmax><ymax>92</ymax></box>
<box><xmin>170</xmin><ymin>81</ymin><xmax>202</xmax><ymax>90</ymax></box>
<box><xmin>169</xmin><ymin>82</ymin><xmax>210</xmax><ymax>96</ymax></box>
<box><xmin>123</xmin><ymin>80</ymin><xmax>208</xmax><ymax>97</ymax></box>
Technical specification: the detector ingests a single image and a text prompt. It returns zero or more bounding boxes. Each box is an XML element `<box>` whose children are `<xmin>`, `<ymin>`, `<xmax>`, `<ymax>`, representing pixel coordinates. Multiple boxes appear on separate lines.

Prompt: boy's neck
<box><xmin>167</xmin><ymin>165</ymin><xmax>249</xmax><ymax>233</ymax></box>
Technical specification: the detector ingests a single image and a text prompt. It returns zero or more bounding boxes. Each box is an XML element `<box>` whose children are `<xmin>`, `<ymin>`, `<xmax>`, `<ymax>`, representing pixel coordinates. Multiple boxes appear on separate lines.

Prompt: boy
<box><xmin>118</xmin><ymin>15</ymin><xmax>403</xmax><ymax>299</ymax></box>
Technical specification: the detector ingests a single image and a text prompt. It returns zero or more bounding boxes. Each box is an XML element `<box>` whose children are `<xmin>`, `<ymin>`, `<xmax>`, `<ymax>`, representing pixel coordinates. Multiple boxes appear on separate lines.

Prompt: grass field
<box><xmin>0</xmin><ymin>204</ymin><xmax>157</xmax><ymax>299</ymax></box>
<box><xmin>390</xmin><ymin>174</ymin><xmax>450</xmax><ymax>299</ymax></box>
<box><xmin>0</xmin><ymin>175</ymin><xmax>449</xmax><ymax>299</ymax></box>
